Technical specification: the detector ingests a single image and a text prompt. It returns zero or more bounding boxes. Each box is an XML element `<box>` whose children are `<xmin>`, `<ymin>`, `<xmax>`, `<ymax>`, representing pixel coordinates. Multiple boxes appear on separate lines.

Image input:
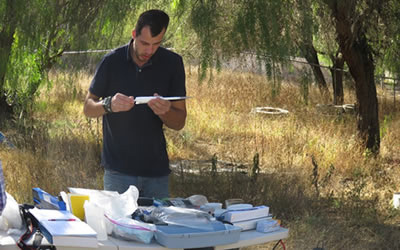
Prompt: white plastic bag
<box><xmin>256</xmin><ymin>219</ymin><xmax>280</xmax><ymax>233</ymax></box>
<box><xmin>0</xmin><ymin>192</ymin><xmax>23</xmax><ymax>231</ymax></box>
<box><xmin>68</xmin><ymin>185</ymin><xmax>139</xmax><ymax>219</ymax></box>
<box><xmin>69</xmin><ymin>185</ymin><xmax>139</xmax><ymax>236</ymax></box>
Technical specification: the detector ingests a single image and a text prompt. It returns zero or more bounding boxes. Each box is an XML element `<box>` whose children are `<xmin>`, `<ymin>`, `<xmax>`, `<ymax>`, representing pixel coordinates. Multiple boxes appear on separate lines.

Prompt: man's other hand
<box><xmin>147</xmin><ymin>93</ymin><xmax>171</xmax><ymax>116</ymax></box>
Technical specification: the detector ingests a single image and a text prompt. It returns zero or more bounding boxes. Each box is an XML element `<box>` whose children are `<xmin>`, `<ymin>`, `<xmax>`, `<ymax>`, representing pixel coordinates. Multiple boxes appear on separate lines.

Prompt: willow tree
<box><xmin>375</xmin><ymin>1</ymin><xmax>400</xmax><ymax>83</ymax></box>
<box><xmin>179</xmin><ymin>0</ymin><xmax>333</xmax><ymax>96</ymax></box>
<box><xmin>0</xmin><ymin>0</ymin><xmax>136</xmax><ymax>122</ymax></box>
<box><xmin>180</xmin><ymin>0</ymin><xmax>294</xmax><ymax>97</ymax></box>
<box><xmin>293</xmin><ymin>0</ymin><xmax>329</xmax><ymax>95</ymax></box>
<box><xmin>313</xmin><ymin>2</ymin><xmax>346</xmax><ymax>105</ymax></box>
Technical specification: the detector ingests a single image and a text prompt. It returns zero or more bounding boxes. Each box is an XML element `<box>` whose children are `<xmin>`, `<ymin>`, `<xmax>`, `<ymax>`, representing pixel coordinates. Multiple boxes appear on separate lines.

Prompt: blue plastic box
<box><xmin>32</xmin><ymin>187</ymin><xmax>66</xmax><ymax>210</ymax></box>
<box><xmin>155</xmin><ymin>222</ymin><xmax>241</xmax><ymax>248</ymax></box>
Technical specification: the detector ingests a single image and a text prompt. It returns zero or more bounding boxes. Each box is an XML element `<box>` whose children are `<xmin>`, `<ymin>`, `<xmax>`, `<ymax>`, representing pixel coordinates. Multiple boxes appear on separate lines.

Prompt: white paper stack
<box><xmin>233</xmin><ymin>216</ymin><xmax>272</xmax><ymax>231</ymax></box>
<box><xmin>220</xmin><ymin>205</ymin><xmax>269</xmax><ymax>223</ymax></box>
<box><xmin>218</xmin><ymin>205</ymin><xmax>270</xmax><ymax>231</ymax></box>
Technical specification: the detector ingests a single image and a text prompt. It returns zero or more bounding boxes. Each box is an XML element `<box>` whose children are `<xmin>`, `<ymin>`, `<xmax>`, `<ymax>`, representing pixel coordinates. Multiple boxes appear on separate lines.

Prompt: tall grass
<box><xmin>1</xmin><ymin>67</ymin><xmax>400</xmax><ymax>249</ymax></box>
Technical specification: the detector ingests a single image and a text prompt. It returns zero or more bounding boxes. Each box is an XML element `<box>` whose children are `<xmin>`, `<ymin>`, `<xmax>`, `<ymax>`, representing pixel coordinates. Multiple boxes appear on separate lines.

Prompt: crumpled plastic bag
<box><xmin>68</xmin><ymin>185</ymin><xmax>139</xmax><ymax>219</ymax></box>
<box><xmin>105</xmin><ymin>214</ymin><xmax>156</xmax><ymax>243</ymax></box>
<box><xmin>0</xmin><ymin>192</ymin><xmax>23</xmax><ymax>231</ymax></box>
<box><xmin>150</xmin><ymin>206</ymin><xmax>216</xmax><ymax>231</ymax></box>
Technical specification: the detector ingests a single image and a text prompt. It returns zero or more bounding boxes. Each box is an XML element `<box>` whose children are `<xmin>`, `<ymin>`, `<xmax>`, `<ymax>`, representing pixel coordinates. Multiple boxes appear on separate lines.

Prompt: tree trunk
<box><xmin>328</xmin><ymin>0</ymin><xmax>380</xmax><ymax>153</ymax></box>
<box><xmin>0</xmin><ymin>0</ymin><xmax>18</xmax><ymax>91</ymax></box>
<box><xmin>0</xmin><ymin>95</ymin><xmax>13</xmax><ymax>124</ymax></box>
<box><xmin>302</xmin><ymin>44</ymin><xmax>329</xmax><ymax>95</ymax></box>
<box><xmin>345</xmin><ymin>39</ymin><xmax>379</xmax><ymax>152</ymax></box>
<box><xmin>330</xmin><ymin>52</ymin><xmax>345</xmax><ymax>105</ymax></box>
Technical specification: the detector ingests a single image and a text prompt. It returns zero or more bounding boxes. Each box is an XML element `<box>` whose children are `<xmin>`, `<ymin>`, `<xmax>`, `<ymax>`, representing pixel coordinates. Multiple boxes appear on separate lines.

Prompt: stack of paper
<box><xmin>218</xmin><ymin>205</ymin><xmax>270</xmax><ymax>231</ymax></box>
<box><xmin>233</xmin><ymin>216</ymin><xmax>272</xmax><ymax>231</ymax></box>
<box><xmin>220</xmin><ymin>205</ymin><xmax>269</xmax><ymax>223</ymax></box>
<box><xmin>29</xmin><ymin>208</ymin><xmax>98</xmax><ymax>248</ymax></box>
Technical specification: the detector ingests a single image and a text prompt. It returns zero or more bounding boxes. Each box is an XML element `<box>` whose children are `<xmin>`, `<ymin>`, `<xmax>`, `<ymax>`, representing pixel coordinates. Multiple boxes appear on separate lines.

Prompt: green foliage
<box><xmin>189</xmin><ymin>1</ymin><xmax>220</xmax><ymax>81</ymax></box>
<box><xmin>5</xmin><ymin>32</ymin><xmax>44</xmax><ymax>114</ymax></box>
<box><xmin>363</xmin><ymin>0</ymin><xmax>400</xmax><ymax>81</ymax></box>
<box><xmin>382</xmin><ymin>35</ymin><xmax>400</xmax><ymax>79</ymax></box>
<box><xmin>1</xmin><ymin>0</ymin><xmax>137</xmax><ymax>117</ymax></box>
<box><xmin>184</xmin><ymin>0</ymin><xmax>295</xmax><ymax>87</ymax></box>
<box><xmin>230</xmin><ymin>0</ymin><xmax>294</xmax><ymax>74</ymax></box>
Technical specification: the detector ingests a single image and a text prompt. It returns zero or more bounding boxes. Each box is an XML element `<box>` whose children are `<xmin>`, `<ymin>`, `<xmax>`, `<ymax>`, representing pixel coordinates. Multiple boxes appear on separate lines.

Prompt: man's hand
<box><xmin>147</xmin><ymin>93</ymin><xmax>171</xmax><ymax>115</ymax></box>
<box><xmin>84</xmin><ymin>92</ymin><xmax>135</xmax><ymax>117</ymax></box>
<box><xmin>148</xmin><ymin>93</ymin><xmax>186</xmax><ymax>130</ymax></box>
<box><xmin>111</xmin><ymin>93</ymin><xmax>135</xmax><ymax>112</ymax></box>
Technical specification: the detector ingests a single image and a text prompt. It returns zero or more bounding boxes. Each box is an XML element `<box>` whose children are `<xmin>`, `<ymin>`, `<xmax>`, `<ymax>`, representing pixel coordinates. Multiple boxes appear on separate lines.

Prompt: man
<box><xmin>0</xmin><ymin>160</ymin><xmax>6</xmax><ymax>215</ymax></box>
<box><xmin>83</xmin><ymin>9</ymin><xmax>186</xmax><ymax>199</ymax></box>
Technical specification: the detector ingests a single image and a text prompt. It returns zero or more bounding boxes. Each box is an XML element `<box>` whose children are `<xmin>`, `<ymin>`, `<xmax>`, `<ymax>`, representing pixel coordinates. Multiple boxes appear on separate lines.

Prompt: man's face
<box><xmin>132</xmin><ymin>26</ymin><xmax>165</xmax><ymax>66</ymax></box>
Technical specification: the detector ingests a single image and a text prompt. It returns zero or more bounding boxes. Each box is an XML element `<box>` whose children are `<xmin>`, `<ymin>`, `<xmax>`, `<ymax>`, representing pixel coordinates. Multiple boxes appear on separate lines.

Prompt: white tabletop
<box><xmin>0</xmin><ymin>231</ymin><xmax>117</xmax><ymax>250</ymax></box>
<box><xmin>0</xmin><ymin>227</ymin><xmax>288</xmax><ymax>250</ymax></box>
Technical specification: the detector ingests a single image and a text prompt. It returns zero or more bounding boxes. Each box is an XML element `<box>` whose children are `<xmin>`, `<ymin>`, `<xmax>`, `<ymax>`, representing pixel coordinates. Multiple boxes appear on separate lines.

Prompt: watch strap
<box><xmin>102</xmin><ymin>96</ymin><xmax>113</xmax><ymax>114</ymax></box>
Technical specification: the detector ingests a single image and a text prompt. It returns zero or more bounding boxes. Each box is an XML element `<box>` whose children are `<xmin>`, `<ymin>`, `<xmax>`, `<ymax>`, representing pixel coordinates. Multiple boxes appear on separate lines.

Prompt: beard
<box><xmin>133</xmin><ymin>43</ymin><xmax>151</xmax><ymax>64</ymax></box>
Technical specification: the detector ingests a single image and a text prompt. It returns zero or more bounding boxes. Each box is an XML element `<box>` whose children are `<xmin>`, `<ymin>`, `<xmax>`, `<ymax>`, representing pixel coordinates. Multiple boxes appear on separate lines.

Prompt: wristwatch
<box><xmin>102</xmin><ymin>96</ymin><xmax>113</xmax><ymax>114</ymax></box>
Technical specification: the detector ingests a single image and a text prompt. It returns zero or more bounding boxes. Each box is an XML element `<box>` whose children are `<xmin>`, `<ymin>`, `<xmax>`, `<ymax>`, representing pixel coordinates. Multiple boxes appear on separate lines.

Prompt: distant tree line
<box><xmin>172</xmin><ymin>0</ymin><xmax>400</xmax><ymax>154</ymax></box>
<box><xmin>1</xmin><ymin>0</ymin><xmax>399</xmax><ymax>154</ymax></box>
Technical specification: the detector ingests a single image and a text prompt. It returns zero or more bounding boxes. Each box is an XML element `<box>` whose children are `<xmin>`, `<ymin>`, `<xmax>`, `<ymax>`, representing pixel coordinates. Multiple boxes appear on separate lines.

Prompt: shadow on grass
<box><xmin>170</xmin><ymin>159</ymin><xmax>400</xmax><ymax>250</ymax></box>
<box><xmin>170</xmin><ymin>160</ymin><xmax>313</xmax><ymax>221</ymax></box>
<box><xmin>287</xmin><ymin>207</ymin><xmax>400</xmax><ymax>249</ymax></box>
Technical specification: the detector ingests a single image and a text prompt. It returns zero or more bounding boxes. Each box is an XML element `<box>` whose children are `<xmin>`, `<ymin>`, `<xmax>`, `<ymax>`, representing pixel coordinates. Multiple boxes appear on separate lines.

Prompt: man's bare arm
<box><xmin>83</xmin><ymin>92</ymin><xmax>105</xmax><ymax>118</ymax></box>
<box><xmin>84</xmin><ymin>92</ymin><xmax>135</xmax><ymax>118</ymax></box>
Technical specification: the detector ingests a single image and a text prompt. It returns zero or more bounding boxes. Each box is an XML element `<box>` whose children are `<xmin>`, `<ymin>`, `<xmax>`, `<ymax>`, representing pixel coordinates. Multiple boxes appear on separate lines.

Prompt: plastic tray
<box><xmin>155</xmin><ymin>222</ymin><xmax>241</xmax><ymax>248</ymax></box>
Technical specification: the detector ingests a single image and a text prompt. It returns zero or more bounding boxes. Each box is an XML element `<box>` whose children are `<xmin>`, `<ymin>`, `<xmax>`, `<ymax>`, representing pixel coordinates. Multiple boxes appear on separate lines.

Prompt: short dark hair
<box><xmin>135</xmin><ymin>9</ymin><xmax>169</xmax><ymax>37</ymax></box>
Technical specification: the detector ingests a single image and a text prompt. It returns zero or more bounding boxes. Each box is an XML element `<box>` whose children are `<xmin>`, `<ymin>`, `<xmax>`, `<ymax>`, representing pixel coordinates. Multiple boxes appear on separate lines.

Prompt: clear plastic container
<box><xmin>84</xmin><ymin>200</ymin><xmax>108</xmax><ymax>241</ymax></box>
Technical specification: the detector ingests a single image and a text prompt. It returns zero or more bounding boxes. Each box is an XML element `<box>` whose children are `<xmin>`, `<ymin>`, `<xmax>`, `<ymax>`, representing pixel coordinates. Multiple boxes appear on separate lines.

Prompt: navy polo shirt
<box><xmin>89</xmin><ymin>40</ymin><xmax>186</xmax><ymax>177</ymax></box>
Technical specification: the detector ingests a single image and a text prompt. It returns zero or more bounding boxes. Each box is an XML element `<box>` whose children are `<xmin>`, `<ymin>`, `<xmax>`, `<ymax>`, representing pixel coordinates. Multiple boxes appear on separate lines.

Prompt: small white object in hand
<box><xmin>134</xmin><ymin>96</ymin><xmax>189</xmax><ymax>104</ymax></box>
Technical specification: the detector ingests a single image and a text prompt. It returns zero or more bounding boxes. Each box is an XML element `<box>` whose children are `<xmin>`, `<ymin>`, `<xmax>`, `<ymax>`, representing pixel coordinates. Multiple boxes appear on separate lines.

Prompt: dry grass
<box><xmin>1</xmin><ymin>66</ymin><xmax>400</xmax><ymax>249</ymax></box>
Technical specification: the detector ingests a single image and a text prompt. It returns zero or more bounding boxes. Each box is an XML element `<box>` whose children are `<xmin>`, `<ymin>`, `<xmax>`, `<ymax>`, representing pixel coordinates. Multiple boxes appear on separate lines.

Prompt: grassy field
<box><xmin>1</xmin><ymin>66</ymin><xmax>400</xmax><ymax>249</ymax></box>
